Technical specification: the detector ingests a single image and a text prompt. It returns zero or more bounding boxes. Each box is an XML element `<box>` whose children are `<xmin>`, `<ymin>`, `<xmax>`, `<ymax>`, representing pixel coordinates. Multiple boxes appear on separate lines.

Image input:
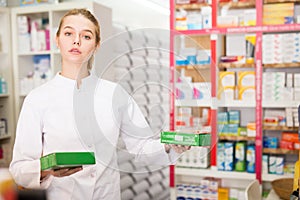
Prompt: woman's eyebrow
<box><xmin>63</xmin><ymin>26</ymin><xmax>94</xmax><ymax>35</ymax></box>
<box><xmin>82</xmin><ymin>29</ymin><xmax>94</xmax><ymax>35</ymax></box>
<box><xmin>63</xmin><ymin>26</ymin><xmax>74</xmax><ymax>30</ymax></box>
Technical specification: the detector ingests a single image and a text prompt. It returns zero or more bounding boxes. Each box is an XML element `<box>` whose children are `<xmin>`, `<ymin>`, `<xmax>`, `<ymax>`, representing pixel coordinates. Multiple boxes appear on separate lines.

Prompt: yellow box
<box><xmin>245</xmin><ymin>35</ymin><xmax>256</xmax><ymax>64</ymax></box>
<box><xmin>238</xmin><ymin>86</ymin><xmax>255</xmax><ymax>101</ymax></box>
<box><xmin>247</xmin><ymin>122</ymin><xmax>256</xmax><ymax>137</ymax></box>
<box><xmin>218</xmin><ymin>187</ymin><xmax>229</xmax><ymax>200</ymax></box>
<box><xmin>263</xmin><ymin>3</ymin><xmax>294</xmax><ymax>12</ymax></box>
<box><xmin>238</xmin><ymin>71</ymin><xmax>255</xmax><ymax>87</ymax></box>
<box><xmin>263</xmin><ymin>17</ymin><xmax>293</xmax><ymax>25</ymax></box>
<box><xmin>263</xmin><ymin>10</ymin><xmax>294</xmax><ymax>17</ymax></box>
<box><xmin>218</xmin><ymin>86</ymin><xmax>235</xmax><ymax>101</ymax></box>
<box><xmin>219</xmin><ymin>71</ymin><xmax>235</xmax><ymax>87</ymax></box>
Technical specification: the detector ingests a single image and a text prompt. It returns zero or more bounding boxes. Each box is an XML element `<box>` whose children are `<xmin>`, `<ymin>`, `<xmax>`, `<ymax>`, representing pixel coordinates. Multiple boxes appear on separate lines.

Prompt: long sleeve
<box><xmin>118</xmin><ymin>87</ymin><xmax>180</xmax><ymax>166</ymax></box>
<box><xmin>9</xmin><ymin>95</ymin><xmax>44</xmax><ymax>188</ymax></box>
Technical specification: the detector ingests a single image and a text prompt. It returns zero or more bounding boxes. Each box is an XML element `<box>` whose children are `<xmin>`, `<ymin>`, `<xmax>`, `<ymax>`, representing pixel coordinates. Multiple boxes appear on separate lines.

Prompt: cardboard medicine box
<box><xmin>160</xmin><ymin>131</ymin><xmax>211</xmax><ymax>146</ymax></box>
<box><xmin>40</xmin><ymin>152</ymin><xmax>96</xmax><ymax>171</ymax></box>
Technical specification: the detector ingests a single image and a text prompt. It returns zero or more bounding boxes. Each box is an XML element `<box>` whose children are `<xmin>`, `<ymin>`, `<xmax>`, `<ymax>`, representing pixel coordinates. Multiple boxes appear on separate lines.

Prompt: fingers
<box><xmin>170</xmin><ymin>144</ymin><xmax>191</xmax><ymax>154</ymax></box>
<box><xmin>55</xmin><ymin>167</ymin><xmax>83</xmax><ymax>177</ymax></box>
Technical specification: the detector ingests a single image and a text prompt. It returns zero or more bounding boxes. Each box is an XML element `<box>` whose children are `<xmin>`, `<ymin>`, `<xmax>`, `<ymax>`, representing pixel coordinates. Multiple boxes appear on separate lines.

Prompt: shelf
<box><xmin>175</xmin><ymin>29</ymin><xmax>213</xmax><ymax>35</ymax></box>
<box><xmin>175</xmin><ymin>99</ymin><xmax>212</xmax><ymax>107</ymax></box>
<box><xmin>176</xmin><ymin>65</ymin><xmax>211</xmax><ymax>70</ymax></box>
<box><xmin>219</xmin><ymin>1</ymin><xmax>256</xmax><ymax>9</ymax></box>
<box><xmin>225</xmin><ymin>24</ymin><xmax>300</xmax><ymax>33</ymax></box>
<box><xmin>263</xmin><ymin>126</ymin><xmax>298</xmax><ymax>131</ymax></box>
<box><xmin>175</xmin><ymin>3</ymin><xmax>210</xmax><ymax>10</ymax></box>
<box><xmin>262</xmin><ymin>174</ymin><xmax>294</xmax><ymax>182</ymax></box>
<box><xmin>263</xmin><ymin>62</ymin><xmax>300</xmax><ymax>68</ymax></box>
<box><xmin>18</xmin><ymin>51</ymin><xmax>51</xmax><ymax>56</ymax></box>
<box><xmin>262</xmin><ymin>101</ymin><xmax>299</xmax><ymax>108</ymax></box>
<box><xmin>219</xmin><ymin>136</ymin><xmax>256</xmax><ymax>141</ymax></box>
<box><xmin>0</xmin><ymin>134</ymin><xmax>10</xmax><ymax>140</ymax></box>
<box><xmin>175</xmin><ymin>1</ymin><xmax>255</xmax><ymax>10</ymax></box>
<box><xmin>175</xmin><ymin>167</ymin><xmax>256</xmax><ymax>180</ymax></box>
<box><xmin>219</xmin><ymin>63</ymin><xmax>255</xmax><ymax>69</ymax></box>
<box><xmin>0</xmin><ymin>94</ymin><xmax>9</xmax><ymax>98</ymax></box>
<box><xmin>175</xmin><ymin>99</ymin><xmax>297</xmax><ymax>108</ymax></box>
<box><xmin>175</xmin><ymin>24</ymin><xmax>300</xmax><ymax>35</ymax></box>
<box><xmin>175</xmin><ymin>166</ymin><xmax>293</xmax><ymax>181</ymax></box>
<box><xmin>263</xmin><ymin>148</ymin><xmax>299</xmax><ymax>154</ymax></box>
<box><xmin>217</xmin><ymin>100</ymin><xmax>255</xmax><ymax>107</ymax></box>
<box><xmin>0</xmin><ymin>8</ymin><xmax>14</xmax><ymax>167</ymax></box>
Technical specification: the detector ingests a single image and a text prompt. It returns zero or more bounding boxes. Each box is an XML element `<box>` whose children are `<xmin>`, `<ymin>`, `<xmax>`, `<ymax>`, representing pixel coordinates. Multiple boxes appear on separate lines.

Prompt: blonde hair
<box><xmin>56</xmin><ymin>9</ymin><xmax>101</xmax><ymax>70</ymax></box>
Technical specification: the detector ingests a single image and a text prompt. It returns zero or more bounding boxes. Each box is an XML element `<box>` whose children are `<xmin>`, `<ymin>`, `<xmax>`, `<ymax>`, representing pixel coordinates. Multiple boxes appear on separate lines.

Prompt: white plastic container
<box><xmin>201</xmin><ymin>6</ymin><xmax>212</xmax><ymax>28</ymax></box>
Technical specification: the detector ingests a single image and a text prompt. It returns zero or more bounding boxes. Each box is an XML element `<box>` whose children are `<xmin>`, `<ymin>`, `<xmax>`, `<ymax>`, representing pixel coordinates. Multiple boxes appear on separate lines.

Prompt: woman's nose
<box><xmin>73</xmin><ymin>35</ymin><xmax>80</xmax><ymax>45</ymax></box>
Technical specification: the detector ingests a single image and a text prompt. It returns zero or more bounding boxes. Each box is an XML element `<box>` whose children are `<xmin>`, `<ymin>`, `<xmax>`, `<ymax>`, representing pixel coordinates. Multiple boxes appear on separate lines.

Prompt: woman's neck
<box><xmin>61</xmin><ymin>64</ymin><xmax>90</xmax><ymax>80</ymax></box>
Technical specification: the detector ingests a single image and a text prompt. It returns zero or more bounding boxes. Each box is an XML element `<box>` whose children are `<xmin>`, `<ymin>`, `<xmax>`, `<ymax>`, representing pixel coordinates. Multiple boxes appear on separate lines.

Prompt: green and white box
<box><xmin>160</xmin><ymin>131</ymin><xmax>211</xmax><ymax>146</ymax></box>
<box><xmin>40</xmin><ymin>152</ymin><xmax>96</xmax><ymax>171</ymax></box>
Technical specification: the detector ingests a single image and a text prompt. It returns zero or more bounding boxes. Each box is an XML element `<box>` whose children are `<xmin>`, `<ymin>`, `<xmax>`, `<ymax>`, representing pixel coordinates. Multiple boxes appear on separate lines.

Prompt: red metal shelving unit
<box><xmin>169</xmin><ymin>0</ymin><xmax>176</xmax><ymax>190</ymax></box>
<box><xmin>169</xmin><ymin>55</ymin><xmax>176</xmax><ymax>187</ymax></box>
<box><xmin>255</xmin><ymin>0</ymin><xmax>263</xmax><ymax>184</ymax></box>
<box><xmin>175</xmin><ymin>24</ymin><xmax>300</xmax><ymax>35</ymax></box>
<box><xmin>169</xmin><ymin>0</ymin><xmax>300</xmax><ymax>197</ymax></box>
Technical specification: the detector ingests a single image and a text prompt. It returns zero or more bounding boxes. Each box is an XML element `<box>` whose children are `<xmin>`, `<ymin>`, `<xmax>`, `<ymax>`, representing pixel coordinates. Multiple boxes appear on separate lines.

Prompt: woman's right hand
<box><xmin>40</xmin><ymin>167</ymin><xmax>83</xmax><ymax>180</ymax></box>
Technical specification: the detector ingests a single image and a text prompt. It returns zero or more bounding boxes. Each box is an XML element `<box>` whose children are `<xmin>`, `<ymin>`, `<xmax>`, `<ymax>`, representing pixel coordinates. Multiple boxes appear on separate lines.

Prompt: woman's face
<box><xmin>56</xmin><ymin>14</ymin><xmax>98</xmax><ymax>67</ymax></box>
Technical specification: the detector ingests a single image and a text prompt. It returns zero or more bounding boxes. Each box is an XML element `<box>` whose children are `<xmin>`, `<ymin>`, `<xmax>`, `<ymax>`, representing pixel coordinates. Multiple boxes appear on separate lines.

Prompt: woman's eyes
<box><xmin>63</xmin><ymin>31</ymin><xmax>92</xmax><ymax>40</ymax></box>
<box><xmin>64</xmin><ymin>32</ymin><xmax>72</xmax><ymax>36</ymax></box>
<box><xmin>83</xmin><ymin>35</ymin><xmax>91</xmax><ymax>40</ymax></box>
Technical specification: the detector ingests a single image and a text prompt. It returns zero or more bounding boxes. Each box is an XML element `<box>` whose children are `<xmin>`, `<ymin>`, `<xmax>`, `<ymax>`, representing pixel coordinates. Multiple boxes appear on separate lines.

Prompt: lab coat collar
<box><xmin>55</xmin><ymin>72</ymin><xmax>99</xmax><ymax>90</ymax></box>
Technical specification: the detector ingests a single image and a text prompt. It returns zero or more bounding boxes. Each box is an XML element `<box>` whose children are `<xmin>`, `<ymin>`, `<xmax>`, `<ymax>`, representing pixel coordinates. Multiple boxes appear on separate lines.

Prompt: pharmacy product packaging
<box><xmin>160</xmin><ymin>131</ymin><xmax>211</xmax><ymax>146</ymax></box>
<box><xmin>40</xmin><ymin>152</ymin><xmax>95</xmax><ymax>171</ymax></box>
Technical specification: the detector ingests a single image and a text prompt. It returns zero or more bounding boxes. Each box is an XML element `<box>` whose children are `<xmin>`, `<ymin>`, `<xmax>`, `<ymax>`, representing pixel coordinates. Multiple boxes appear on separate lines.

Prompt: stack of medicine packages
<box><xmin>217</xmin><ymin>110</ymin><xmax>255</xmax><ymax>173</ymax></box>
<box><xmin>176</xmin><ymin>178</ymin><xmax>219</xmax><ymax>200</ymax></box>
<box><xmin>160</xmin><ymin>130</ymin><xmax>211</xmax><ymax>169</ymax></box>
<box><xmin>218</xmin><ymin>70</ymin><xmax>256</xmax><ymax>103</ymax></box>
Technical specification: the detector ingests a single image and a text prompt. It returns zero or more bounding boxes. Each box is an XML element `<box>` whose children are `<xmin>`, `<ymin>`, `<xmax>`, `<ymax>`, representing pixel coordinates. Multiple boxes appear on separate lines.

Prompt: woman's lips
<box><xmin>69</xmin><ymin>48</ymin><xmax>82</xmax><ymax>54</ymax></box>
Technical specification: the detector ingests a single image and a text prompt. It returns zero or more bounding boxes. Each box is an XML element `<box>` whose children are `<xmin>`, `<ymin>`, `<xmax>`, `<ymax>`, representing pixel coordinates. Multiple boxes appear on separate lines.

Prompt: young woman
<box><xmin>9</xmin><ymin>8</ymin><xmax>189</xmax><ymax>200</ymax></box>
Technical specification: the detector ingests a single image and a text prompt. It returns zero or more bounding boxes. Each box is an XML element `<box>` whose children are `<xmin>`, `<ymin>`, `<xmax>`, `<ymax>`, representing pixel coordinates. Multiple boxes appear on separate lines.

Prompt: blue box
<box><xmin>263</xmin><ymin>136</ymin><xmax>278</xmax><ymax>149</ymax></box>
<box><xmin>224</xmin><ymin>142</ymin><xmax>234</xmax><ymax>171</ymax></box>
<box><xmin>228</xmin><ymin>110</ymin><xmax>240</xmax><ymax>124</ymax></box>
<box><xmin>218</xmin><ymin>112</ymin><xmax>228</xmax><ymax>124</ymax></box>
<box><xmin>246</xmin><ymin>145</ymin><xmax>255</xmax><ymax>173</ymax></box>
<box><xmin>187</xmin><ymin>55</ymin><xmax>197</xmax><ymax>65</ymax></box>
<box><xmin>217</xmin><ymin>142</ymin><xmax>225</xmax><ymax>171</ymax></box>
<box><xmin>228</xmin><ymin>124</ymin><xmax>239</xmax><ymax>136</ymax></box>
<box><xmin>218</xmin><ymin>124</ymin><xmax>228</xmax><ymax>136</ymax></box>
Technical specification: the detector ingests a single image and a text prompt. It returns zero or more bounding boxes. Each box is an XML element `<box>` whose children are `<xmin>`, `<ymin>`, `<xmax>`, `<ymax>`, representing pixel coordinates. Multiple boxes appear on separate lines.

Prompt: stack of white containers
<box><xmin>293</xmin><ymin>73</ymin><xmax>300</xmax><ymax>101</ymax></box>
<box><xmin>263</xmin><ymin>33</ymin><xmax>300</xmax><ymax>64</ymax></box>
<box><xmin>262</xmin><ymin>72</ymin><xmax>290</xmax><ymax>101</ymax></box>
<box><xmin>176</xmin><ymin>146</ymin><xmax>210</xmax><ymax>168</ymax></box>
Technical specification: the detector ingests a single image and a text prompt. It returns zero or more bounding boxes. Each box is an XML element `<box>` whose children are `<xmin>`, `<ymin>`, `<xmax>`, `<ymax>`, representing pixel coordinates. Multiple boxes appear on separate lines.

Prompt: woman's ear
<box><xmin>55</xmin><ymin>37</ymin><xmax>59</xmax><ymax>49</ymax></box>
<box><xmin>96</xmin><ymin>43</ymin><xmax>100</xmax><ymax>50</ymax></box>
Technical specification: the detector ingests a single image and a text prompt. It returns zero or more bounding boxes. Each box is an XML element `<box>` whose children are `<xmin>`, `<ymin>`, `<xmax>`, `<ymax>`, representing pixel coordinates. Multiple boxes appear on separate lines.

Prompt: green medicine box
<box><xmin>40</xmin><ymin>152</ymin><xmax>96</xmax><ymax>171</ymax></box>
<box><xmin>160</xmin><ymin>131</ymin><xmax>211</xmax><ymax>146</ymax></box>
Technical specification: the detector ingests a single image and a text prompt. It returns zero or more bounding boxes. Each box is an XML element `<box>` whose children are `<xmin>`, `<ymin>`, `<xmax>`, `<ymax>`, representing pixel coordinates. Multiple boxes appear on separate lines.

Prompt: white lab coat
<box><xmin>9</xmin><ymin>73</ymin><xmax>179</xmax><ymax>200</ymax></box>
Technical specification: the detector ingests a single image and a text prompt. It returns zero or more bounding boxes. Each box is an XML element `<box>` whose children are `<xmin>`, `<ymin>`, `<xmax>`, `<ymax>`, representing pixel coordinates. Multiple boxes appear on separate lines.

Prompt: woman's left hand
<box><xmin>165</xmin><ymin>144</ymin><xmax>191</xmax><ymax>154</ymax></box>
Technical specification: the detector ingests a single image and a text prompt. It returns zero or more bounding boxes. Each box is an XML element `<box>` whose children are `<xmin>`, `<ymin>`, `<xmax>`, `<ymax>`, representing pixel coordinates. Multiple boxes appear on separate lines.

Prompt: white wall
<box><xmin>94</xmin><ymin>0</ymin><xmax>169</xmax><ymax>29</ymax></box>
<box><xmin>8</xmin><ymin>0</ymin><xmax>169</xmax><ymax>29</ymax></box>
